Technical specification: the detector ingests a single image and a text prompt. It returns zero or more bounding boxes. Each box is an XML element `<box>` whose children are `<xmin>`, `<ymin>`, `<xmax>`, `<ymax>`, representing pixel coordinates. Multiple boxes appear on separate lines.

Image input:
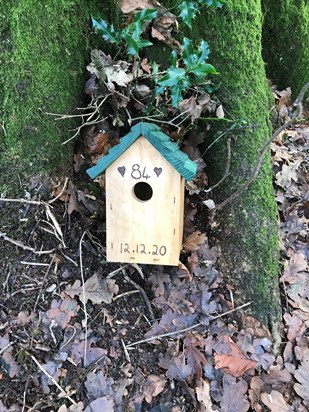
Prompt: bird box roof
<box><xmin>86</xmin><ymin>122</ymin><xmax>197</xmax><ymax>181</ymax></box>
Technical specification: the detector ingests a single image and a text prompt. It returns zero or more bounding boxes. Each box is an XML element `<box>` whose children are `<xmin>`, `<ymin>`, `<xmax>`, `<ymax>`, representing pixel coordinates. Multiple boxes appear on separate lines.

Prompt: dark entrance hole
<box><xmin>133</xmin><ymin>182</ymin><xmax>153</xmax><ymax>201</ymax></box>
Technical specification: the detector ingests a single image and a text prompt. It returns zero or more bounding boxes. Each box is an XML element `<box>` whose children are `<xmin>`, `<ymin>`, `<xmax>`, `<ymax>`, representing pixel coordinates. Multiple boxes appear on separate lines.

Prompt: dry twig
<box><xmin>29</xmin><ymin>353</ymin><xmax>76</xmax><ymax>405</ymax></box>
<box><xmin>126</xmin><ymin>302</ymin><xmax>251</xmax><ymax>347</ymax></box>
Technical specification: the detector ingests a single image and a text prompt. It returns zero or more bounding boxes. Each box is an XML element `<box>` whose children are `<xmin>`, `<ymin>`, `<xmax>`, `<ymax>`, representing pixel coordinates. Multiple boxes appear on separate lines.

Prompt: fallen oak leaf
<box><xmin>214</xmin><ymin>336</ymin><xmax>257</xmax><ymax>377</ymax></box>
<box><xmin>65</xmin><ymin>273</ymin><xmax>118</xmax><ymax>304</ymax></box>
<box><xmin>183</xmin><ymin>231</ymin><xmax>207</xmax><ymax>252</ymax></box>
<box><xmin>260</xmin><ymin>390</ymin><xmax>292</xmax><ymax>412</ymax></box>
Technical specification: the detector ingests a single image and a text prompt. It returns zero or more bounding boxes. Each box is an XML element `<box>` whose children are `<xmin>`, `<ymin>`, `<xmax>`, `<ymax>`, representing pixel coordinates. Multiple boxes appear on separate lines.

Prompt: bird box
<box><xmin>87</xmin><ymin>122</ymin><xmax>197</xmax><ymax>266</ymax></box>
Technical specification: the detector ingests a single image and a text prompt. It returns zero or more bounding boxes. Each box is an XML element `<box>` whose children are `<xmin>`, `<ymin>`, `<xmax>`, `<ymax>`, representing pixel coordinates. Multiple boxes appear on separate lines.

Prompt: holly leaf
<box><xmin>178</xmin><ymin>1</ymin><xmax>200</xmax><ymax>28</ymax></box>
<box><xmin>157</xmin><ymin>67</ymin><xmax>186</xmax><ymax>88</ymax></box>
<box><xmin>182</xmin><ymin>37</ymin><xmax>197</xmax><ymax>68</ymax></box>
<box><xmin>134</xmin><ymin>8</ymin><xmax>158</xmax><ymax>23</ymax></box>
<box><xmin>199</xmin><ymin>0</ymin><xmax>223</xmax><ymax>7</ymax></box>
<box><xmin>92</xmin><ymin>17</ymin><xmax>120</xmax><ymax>44</ymax></box>
<box><xmin>189</xmin><ymin>63</ymin><xmax>218</xmax><ymax>77</ymax></box>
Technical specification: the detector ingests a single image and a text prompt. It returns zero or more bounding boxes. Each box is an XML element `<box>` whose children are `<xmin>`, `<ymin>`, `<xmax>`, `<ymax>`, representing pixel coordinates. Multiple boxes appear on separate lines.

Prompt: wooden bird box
<box><xmin>87</xmin><ymin>122</ymin><xmax>197</xmax><ymax>266</ymax></box>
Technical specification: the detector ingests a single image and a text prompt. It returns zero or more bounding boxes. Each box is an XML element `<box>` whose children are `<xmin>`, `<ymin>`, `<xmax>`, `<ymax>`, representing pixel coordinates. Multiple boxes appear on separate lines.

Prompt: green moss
<box><xmin>262</xmin><ymin>0</ymin><xmax>309</xmax><ymax>97</ymax></box>
<box><xmin>170</xmin><ymin>0</ymin><xmax>281</xmax><ymax>327</ymax></box>
<box><xmin>0</xmin><ymin>0</ymin><xmax>118</xmax><ymax>194</ymax></box>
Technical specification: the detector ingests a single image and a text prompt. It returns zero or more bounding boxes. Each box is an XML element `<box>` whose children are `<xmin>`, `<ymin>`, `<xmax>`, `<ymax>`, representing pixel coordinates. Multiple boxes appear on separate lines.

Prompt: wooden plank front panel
<box><xmin>105</xmin><ymin>136</ymin><xmax>184</xmax><ymax>265</ymax></box>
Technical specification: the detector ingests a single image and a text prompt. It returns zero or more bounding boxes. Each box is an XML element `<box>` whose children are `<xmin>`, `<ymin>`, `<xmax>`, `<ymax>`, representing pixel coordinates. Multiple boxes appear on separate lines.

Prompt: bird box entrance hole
<box><xmin>133</xmin><ymin>182</ymin><xmax>153</xmax><ymax>201</ymax></box>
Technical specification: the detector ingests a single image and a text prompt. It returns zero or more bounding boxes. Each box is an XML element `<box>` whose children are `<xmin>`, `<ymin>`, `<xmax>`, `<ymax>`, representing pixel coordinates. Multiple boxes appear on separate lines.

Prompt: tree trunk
<box><xmin>187</xmin><ymin>1</ymin><xmax>282</xmax><ymax>333</ymax></box>
<box><xmin>0</xmin><ymin>0</ymin><xmax>118</xmax><ymax>193</ymax></box>
<box><xmin>262</xmin><ymin>0</ymin><xmax>309</xmax><ymax>97</ymax></box>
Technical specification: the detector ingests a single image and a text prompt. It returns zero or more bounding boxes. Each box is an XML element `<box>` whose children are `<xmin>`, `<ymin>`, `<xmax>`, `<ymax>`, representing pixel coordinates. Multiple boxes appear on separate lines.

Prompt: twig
<box><xmin>20</xmin><ymin>261</ymin><xmax>50</xmax><ymax>266</ymax></box>
<box><xmin>29</xmin><ymin>353</ymin><xmax>76</xmax><ymax>405</ymax></box>
<box><xmin>126</xmin><ymin>302</ymin><xmax>251</xmax><ymax>347</ymax></box>
<box><xmin>0</xmin><ymin>232</ymin><xmax>55</xmax><ymax>255</ymax></box>
<box><xmin>121</xmin><ymin>339</ymin><xmax>131</xmax><ymax>363</ymax></box>
<box><xmin>204</xmin><ymin>138</ymin><xmax>231</xmax><ymax>193</ymax></box>
<box><xmin>131</xmin><ymin>263</ymin><xmax>145</xmax><ymax>279</ymax></box>
<box><xmin>113</xmin><ymin>290</ymin><xmax>140</xmax><ymax>300</ymax></box>
<box><xmin>79</xmin><ymin>231</ymin><xmax>88</xmax><ymax>366</ymax></box>
<box><xmin>107</xmin><ymin>264</ymin><xmax>129</xmax><ymax>278</ymax></box>
<box><xmin>48</xmin><ymin>178</ymin><xmax>69</xmax><ymax>204</ymax></box>
<box><xmin>124</xmin><ymin>273</ymin><xmax>155</xmax><ymax>321</ymax></box>
<box><xmin>214</xmin><ymin>81</ymin><xmax>309</xmax><ymax>211</ymax></box>
<box><xmin>33</xmin><ymin>257</ymin><xmax>55</xmax><ymax>312</ymax></box>
<box><xmin>201</xmin><ymin>124</ymin><xmax>260</xmax><ymax>157</ymax></box>
<box><xmin>45</xmin><ymin>206</ymin><xmax>66</xmax><ymax>248</ymax></box>
<box><xmin>0</xmin><ymin>198</ymin><xmax>44</xmax><ymax>205</ymax></box>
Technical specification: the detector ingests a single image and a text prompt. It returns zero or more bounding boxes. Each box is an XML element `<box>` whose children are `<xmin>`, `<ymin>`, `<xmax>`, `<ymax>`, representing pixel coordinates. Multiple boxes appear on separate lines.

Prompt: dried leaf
<box><xmin>84</xmin><ymin>397</ymin><xmax>114</xmax><ymax>412</ymax></box>
<box><xmin>196</xmin><ymin>379</ymin><xmax>215</xmax><ymax>411</ymax></box>
<box><xmin>65</xmin><ymin>274</ymin><xmax>118</xmax><ymax>304</ymax></box>
<box><xmin>260</xmin><ymin>390</ymin><xmax>292</xmax><ymax>412</ymax></box>
<box><xmin>120</xmin><ymin>0</ymin><xmax>159</xmax><ymax>13</ymax></box>
<box><xmin>141</xmin><ymin>58</ymin><xmax>152</xmax><ymax>74</ymax></box>
<box><xmin>88</xmin><ymin>131</ymin><xmax>110</xmax><ymax>156</ymax></box>
<box><xmin>151</xmin><ymin>26</ymin><xmax>166</xmax><ymax>41</ymax></box>
<box><xmin>216</xmin><ymin>104</ymin><xmax>225</xmax><ymax>118</ymax></box>
<box><xmin>294</xmin><ymin>352</ymin><xmax>309</xmax><ymax>405</ymax></box>
<box><xmin>183</xmin><ymin>231</ymin><xmax>207</xmax><ymax>252</ymax></box>
<box><xmin>219</xmin><ymin>374</ymin><xmax>250</xmax><ymax>412</ymax></box>
<box><xmin>214</xmin><ymin>336</ymin><xmax>257</xmax><ymax>377</ymax></box>
<box><xmin>142</xmin><ymin>374</ymin><xmax>166</xmax><ymax>403</ymax></box>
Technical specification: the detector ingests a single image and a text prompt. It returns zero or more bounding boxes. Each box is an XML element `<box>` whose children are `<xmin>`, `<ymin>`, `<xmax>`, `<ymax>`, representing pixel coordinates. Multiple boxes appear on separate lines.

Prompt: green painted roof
<box><xmin>86</xmin><ymin>122</ymin><xmax>197</xmax><ymax>181</ymax></box>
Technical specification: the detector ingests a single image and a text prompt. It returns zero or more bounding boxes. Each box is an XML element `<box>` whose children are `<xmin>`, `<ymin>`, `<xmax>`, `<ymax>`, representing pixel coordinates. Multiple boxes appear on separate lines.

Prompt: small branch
<box><xmin>204</xmin><ymin>138</ymin><xmax>231</xmax><ymax>193</ymax></box>
<box><xmin>29</xmin><ymin>353</ymin><xmax>76</xmax><ymax>405</ymax></box>
<box><xmin>0</xmin><ymin>198</ymin><xmax>44</xmax><ymax>205</ymax></box>
<box><xmin>126</xmin><ymin>302</ymin><xmax>251</xmax><ymax>347</ymax></box>
<box><xmin>214</xmin><ymin>82</ymin><xmax>309</xmax><ymax>211</ymax></box>
<box><xmin>124</xmin><ymin>273</ymin><xmax>155</xmax><ymax>321</ymax></box>
<box><xmin>0</xmin><ymin>232</ymin><xmax>54</xmax><ymax>255</ymax></box>
<box><xmin>214</xmin><ymin>120</ymin><xmax>293</xmax><ymax>211</ymax></box>
<box><xmin>48</xmin><ymin>178</ymin><xmax>69</xmax><ymax>204</ymax></box>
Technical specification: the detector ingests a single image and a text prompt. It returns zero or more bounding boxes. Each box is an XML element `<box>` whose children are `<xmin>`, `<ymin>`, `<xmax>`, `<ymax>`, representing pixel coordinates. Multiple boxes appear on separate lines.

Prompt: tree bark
<box><xmin>262</xmin><ymin>0</ymin><xmax>309</xmax><ymax>97</ymax></box>
<box><xmin>0</xmin><ymin>0</ymin><xmax>118</xmax><ymax>193</ymax></box>
<box><xmin>185</xmin><ymin>0</ymin><xmax>282</xmax><ymax>334</ymax></box>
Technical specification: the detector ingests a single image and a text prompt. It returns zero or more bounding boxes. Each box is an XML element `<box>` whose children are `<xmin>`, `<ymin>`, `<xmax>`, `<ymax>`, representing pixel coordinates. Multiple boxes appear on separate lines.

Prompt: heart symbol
<box><xmin>154</xmin><ymin>167</ymin><xmax>162</xmax><ymax>177</ymax></box>
<box><xmin>117</xmin><ymin>166</ymin><xmax>126</xmax><ymax>177</ymax></box>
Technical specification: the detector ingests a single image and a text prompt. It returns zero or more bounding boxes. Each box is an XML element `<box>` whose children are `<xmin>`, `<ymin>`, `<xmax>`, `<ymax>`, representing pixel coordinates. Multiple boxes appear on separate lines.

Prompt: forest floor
<box><xmin>0</xmin><ymin>93</ymin><xmax>309</xmax><ymax>411</ymax></box>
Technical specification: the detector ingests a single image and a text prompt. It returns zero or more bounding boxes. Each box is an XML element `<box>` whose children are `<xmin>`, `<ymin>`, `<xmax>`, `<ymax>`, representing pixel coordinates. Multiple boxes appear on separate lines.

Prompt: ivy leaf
<box><xmin>92</xmin><ymin>17</ymin><xmax>120</xmax><ymax>44</ymax></box>
<box><xmin>198</xmin><ymin>0</ymin><xmax>223</xmax><ymax>7</ymax></box>
<box><xmin>178</xmin><ymin>1</ymin><xmax>200</xmax><ymax>28</ymax></box>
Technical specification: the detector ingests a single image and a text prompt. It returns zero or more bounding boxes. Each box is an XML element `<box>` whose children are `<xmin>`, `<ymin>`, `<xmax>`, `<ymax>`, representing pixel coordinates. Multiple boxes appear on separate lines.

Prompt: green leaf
<box><xmin>198</xmin><ymin>0</ymin><xmax>223</xmax><ymax>7</ymax></box>
<box><xmin>92</xmin><ymin>17</ymin><xmax>120</xmax><ymax>44</ymax></box>
<box><xmin>124</xmin><ymin>35</ymin><xmax>139</xmax><ymax>55</ymax></box>
<box><xmin>134</xmin><ymin>8</ymin><xmax>158</xmax><ymax>23</ymax></box>
<box><xmin>170</xmin><ymin>50</ymin><xmax>178</xmax><ymax>67</ymax></box>
<box><xmin>182</xmin><ymin>37</ymin><xmax>197</xmax><ymax>69</ymax></box>
<box><xmin>170</xmin><ymin>80</ymin><xmax>190</xmax><ymax>107</ymax></box>
<box><xmin>177</xmin><ymin>1</ymin><xmax>200</xmax><ymax>28</ymax></box>
<box><xmin>188</xmin><ymin>63</ymin><xmax>218</xmax><ymax>77</ymax></box>
<box><xmin>157</xmin><ymin>67</ymin><xmax>186</xmax><ymax>88</ymax></box>
<box><xmin>197</xmin><ymin>40</ymin><xmax>210</xmax><ymax>63</ymax></box>
<box><xmin>152</xmin><ymin>61</ymin><xmax>159</xmax><ymax>76</ymax></box>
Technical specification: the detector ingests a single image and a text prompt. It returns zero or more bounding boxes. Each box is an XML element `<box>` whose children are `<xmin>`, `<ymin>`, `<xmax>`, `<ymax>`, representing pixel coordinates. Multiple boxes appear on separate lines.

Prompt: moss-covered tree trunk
<box><xmin>0</xmin><ymin>0</ymin><xmax>117</xmax><ymax>193</ymax></box>
<box><xmin>262</xmin><ymin>0</ymin><xmax>309</xmax><ymax>96</ymax></box>
<box><xmin>186</xmin><ymin>1</ymin><xmax>282</xmax><ymax>333</ymax></box>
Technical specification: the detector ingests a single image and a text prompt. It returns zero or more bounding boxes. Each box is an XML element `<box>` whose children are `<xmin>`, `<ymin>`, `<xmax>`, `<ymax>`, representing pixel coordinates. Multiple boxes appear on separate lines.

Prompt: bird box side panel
<box><xmin>105</xmin><ymin>136</ymin><xmax>184</xmax><ymax>265</ymax></box>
